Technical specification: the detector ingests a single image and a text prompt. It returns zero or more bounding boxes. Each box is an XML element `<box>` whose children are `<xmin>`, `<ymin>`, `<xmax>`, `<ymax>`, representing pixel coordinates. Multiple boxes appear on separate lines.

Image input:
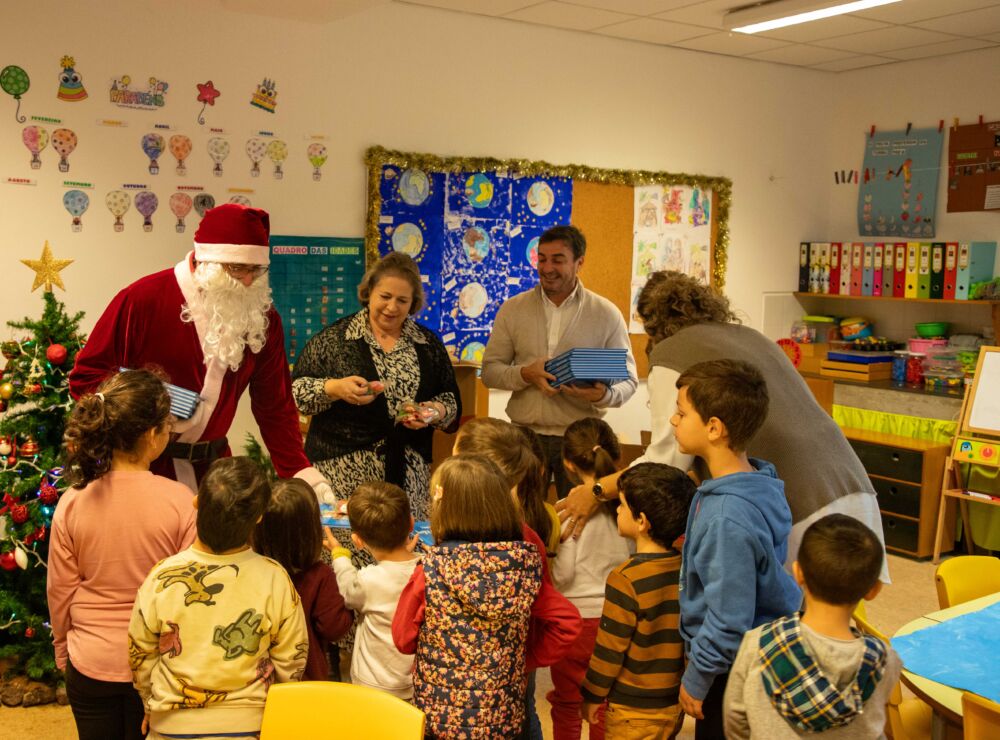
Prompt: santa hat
<box><xmin>194</xmin><ymin>203</ymin><xmax>270</xmax><ymax>265</ymax></box>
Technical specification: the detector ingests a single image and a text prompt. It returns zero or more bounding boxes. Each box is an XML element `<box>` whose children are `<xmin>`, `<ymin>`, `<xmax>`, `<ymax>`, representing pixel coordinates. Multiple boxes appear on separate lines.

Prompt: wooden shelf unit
<box><xmin>842</xmin><ymin>427</ymin><xmax>954</xmax><ymax>559</ymax></box>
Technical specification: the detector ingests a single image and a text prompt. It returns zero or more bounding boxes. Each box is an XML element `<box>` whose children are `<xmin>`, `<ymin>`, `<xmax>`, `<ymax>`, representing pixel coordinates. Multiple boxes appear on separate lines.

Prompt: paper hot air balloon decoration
<box><xmin>57</xmin><ymin>56</ymin><xmax>87</xmax><ymax>101</ymax></box>
<box><xmin>307</xmin><ymin>143</ymin><xmax>327</xmax><ymax>181</ymax></box>
<box><xmin>246</xmin><ymin>138</ymin><xmax>266</xmax><ymax>178</ymax></box>
<box><xmin>196</xmin><ymin>80</ymin><xmax>220</xmax><ymax>125</ymax></box>
<box><xmin>106</xmin><ymin>190</ymin><xmax>131</xmax><ymax>232</ymax></box>
<box><xmin>229</xmin><ymin>194</ymin><xmax>251</xmax><ymax>206</ymax></box>
<box><xmin>193</xmin><ymin>193</ymin><xmax>215</xmax><ymax>219</ymax></box>
<box><xmin>52</xmin><ymin>128</ymin><xmax>77</xmax><ymax>172</ymax></box>
<box><xmin>1</xmin><ymin>65</ymin><xmax>29</xmax><ymax>122</ymax></box>
<box><xmin>208</xmin><ymin>137</ymin><xmax>229</xmax><ymax>177</ymax></box>
<box><xmin>63</xmin><ymin>189</ymin><xmax>89</xmax><ymax>232</ymax></box>
<box><xmin>135</xmin><ymin>190</ymin><xmax>158</xmax><ymax>232</ymax></box>
<box><xmin>169</xmin><ymin>192</ymin><xmax>193</xmax><ymax>233</ymax></box>
<box><xmin>22</xmin><ymin>125</ymin><xmax>49</xmax><ymax>169</ymax></box>
<box><xmin>267</xmin><ymin>139</ymin><xmax>287</xmax><ymax>180</ymax></box>
<box><xmin>141</xmin><ymin>132</ymin><xmax>165</xmax><ymax>175</ymax></box>
<box><xmin>169</xmin><ymin>134</ymin><xmax>192</xmax><ymax>175</ymax></box>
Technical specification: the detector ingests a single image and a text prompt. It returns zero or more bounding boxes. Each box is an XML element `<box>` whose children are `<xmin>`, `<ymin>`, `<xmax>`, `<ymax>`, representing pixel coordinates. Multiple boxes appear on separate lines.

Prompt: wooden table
<box><xmin>894</xmin><ymin>592</ymin><xmax>1000</xmax><ymax>740</ymax></box>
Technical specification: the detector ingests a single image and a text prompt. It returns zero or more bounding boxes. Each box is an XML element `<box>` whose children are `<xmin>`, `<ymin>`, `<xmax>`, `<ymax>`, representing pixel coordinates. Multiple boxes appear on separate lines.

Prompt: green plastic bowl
<box><xmin>915</xmin><ymin>322</ymin><xmax>949</xmax><ymax>338</ymax></box>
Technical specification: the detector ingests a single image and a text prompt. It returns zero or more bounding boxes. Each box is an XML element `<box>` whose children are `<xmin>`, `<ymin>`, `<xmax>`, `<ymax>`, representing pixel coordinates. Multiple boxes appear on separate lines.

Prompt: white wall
<box><xmin>2</xmin><ymin>0</ymin><xmax>930</xmax><ymax>447</ymax></box>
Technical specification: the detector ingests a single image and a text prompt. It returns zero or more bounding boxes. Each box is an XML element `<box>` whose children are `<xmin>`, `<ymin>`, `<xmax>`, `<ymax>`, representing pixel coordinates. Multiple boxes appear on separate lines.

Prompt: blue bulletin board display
<box><xmin>268</xmin><ymin>235</ymin><xmax>365</xmax><ymax>362</ymax></box>
<box><xmin>858</xmin><ymin>127</ymin><xmax>943</xmax><ymax>239</ymax></box>
<box><xmin>372</xmin><ymin>160</ymin><xmax>563</xmax><ymax>359</ymax></box>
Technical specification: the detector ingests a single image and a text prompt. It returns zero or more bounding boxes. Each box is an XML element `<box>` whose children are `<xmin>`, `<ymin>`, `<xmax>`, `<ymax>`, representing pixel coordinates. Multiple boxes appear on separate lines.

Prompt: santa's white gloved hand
<box><xmin>294</xmin><ymin>466</ymin><xmax>335</xmax><ymax>504</ymax></box>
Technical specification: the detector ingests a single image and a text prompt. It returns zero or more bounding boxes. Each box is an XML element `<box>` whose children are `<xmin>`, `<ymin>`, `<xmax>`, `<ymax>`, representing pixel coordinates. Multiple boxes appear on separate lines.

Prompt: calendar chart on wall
<box><xmin>268</xmin><ymin>235</ymin><xmax>365</xmax><ymax>362</ymax></box>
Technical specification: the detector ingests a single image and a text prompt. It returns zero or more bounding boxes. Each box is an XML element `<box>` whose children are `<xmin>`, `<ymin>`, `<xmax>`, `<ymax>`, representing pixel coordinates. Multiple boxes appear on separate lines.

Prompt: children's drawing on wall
<box><xmin>135</xmin><ymin>190</ymin><xmax>158</xmax><ymax>232</ymax></box>
<box><xmin>196</xmin><ymin>80</ymin><xmax>220</xmax><ymax>124</ymax></box>
<box><xmin>266</xmin><ymin>139</ymin><xmax>287</xmax><ymax>180</ymax></box>
<box><xmin>229</xmin><ymin>194</ymin><xmax>251</xmax><ymax>206</ymax></box>
<box><xmin>0</xmin><ymin>65</ymin><xmax>30</xmax><ymax>122</ymax></box>
<box><xmin>858</xmin><ymin>127</ymin><xmax>943</xmax><ymax>238</ymax></box>
<box><xmin>307</xmin><ymin>143</ymin><xmax>327</xmax><ymax>181</ymax></box>
<box><xmin>106</xmin><ymin>190</ymin><xmax>131</xmax><ymax>233</ymax></box>
<box><xmin>57</xmin><ymin>56</ymin><xmax>87</xmax><ymax>102</ymax></box>
<box><xmin>110</xmin><ymin>74</ymin><xmax>168</xmax><ymax>110</ymax></box>
<box><xmin>141</xmin><ymin>133</ymin><xmax>164</xmax><ymax>175</ymax></box>
<box><xmin>629</xmin><ymin>184</ymin><xmax>713</xmax><ymax>331</ymax></box>
<box><xmin>169</xmin><ymin>134</ymin><xmax>192</xmax><ymax>175</ymax></box>
<box><xmin>208</xmin><ymin>137</ymin><xmax>229</xmax><ymax>176</ymax></box>
<box><xmin>170</xmin><ymin>192</ymin><xmax>193</xmax><ymax>233</ymax></box>
<box><xmin>250</xmin><ymin>77</ymin><xmax>277</xmax><ymax>113</ymax></box>
<box><xmin>22</xmin><ymin>125</ymin><xmax>48</xmax><ymax>169</ymax></box>
<box><xmin>63</xmin><ymin>189</ymin><xmax>89</xmax><ymax>232</ymax></box>
<box><xmin>246</xmin><ymin>137</ymin><xmax>266</xmax><ymax>177</ymax></box>
<box><xmin>52</xmin><ymin>128</ymin><xmax>77</xmax><ymax>172</ymax></box>
<box><xmin>193</xmin><ymin>193</ymin><xmax>215</xmax><ymax>221</ymax></box>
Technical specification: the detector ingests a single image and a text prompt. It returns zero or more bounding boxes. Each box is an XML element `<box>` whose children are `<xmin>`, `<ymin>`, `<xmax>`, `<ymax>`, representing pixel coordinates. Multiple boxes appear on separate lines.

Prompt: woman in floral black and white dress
<box><xmin>291</xmin><ymin>251</ymin><xmax>461</xmax><ymax>522</ymax></box>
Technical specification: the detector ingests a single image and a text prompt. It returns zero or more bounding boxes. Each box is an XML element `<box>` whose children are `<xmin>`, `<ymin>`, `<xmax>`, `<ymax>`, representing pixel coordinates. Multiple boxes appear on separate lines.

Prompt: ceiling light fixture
<box><xmin>723</xmin><ymin>0</ymin><xmax>901</xmax><ymax>34</ymax></box>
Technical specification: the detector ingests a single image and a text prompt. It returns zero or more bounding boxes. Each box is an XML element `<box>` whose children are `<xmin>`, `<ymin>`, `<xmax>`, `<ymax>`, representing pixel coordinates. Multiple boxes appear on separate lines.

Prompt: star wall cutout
<box><xmin>21</xmin><ymin>241</ymin><xmax>73</xmax><ymax>292</ymax></box>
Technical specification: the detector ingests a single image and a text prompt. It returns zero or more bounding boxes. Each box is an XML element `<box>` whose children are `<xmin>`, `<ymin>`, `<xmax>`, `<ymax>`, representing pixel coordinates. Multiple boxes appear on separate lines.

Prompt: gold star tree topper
<box><xmin>21</xmin><ymin>241</ymin><xmax>73</xmax><ymax>292</ymax></box>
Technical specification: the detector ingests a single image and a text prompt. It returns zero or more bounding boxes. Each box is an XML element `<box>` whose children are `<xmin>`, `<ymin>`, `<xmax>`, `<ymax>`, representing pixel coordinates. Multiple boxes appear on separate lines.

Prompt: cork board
<box><xmin>364</xmin><ymin>146</ymin><xmax>732</xmax><ymax>378</ymax></box>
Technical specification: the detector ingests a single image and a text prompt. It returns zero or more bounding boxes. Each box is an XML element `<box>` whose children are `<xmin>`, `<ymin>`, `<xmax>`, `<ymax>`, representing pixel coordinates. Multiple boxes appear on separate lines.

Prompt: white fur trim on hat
<box><xmin>194</xmin><ymin>242</ymin><xmax>270</xmax><ymax>265</ymax></box>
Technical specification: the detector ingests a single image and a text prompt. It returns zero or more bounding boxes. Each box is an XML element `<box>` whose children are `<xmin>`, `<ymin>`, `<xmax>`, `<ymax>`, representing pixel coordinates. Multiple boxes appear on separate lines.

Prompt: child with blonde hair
<box><xmin>393</xmin><ymin>455</ymin><xmax>549</xmax><ymax>737</ymax></box>
<box><xmin>49</xmin><ymin>369</ymin><xmax>195</xmax><ymax>740</ymax></box>
<box><xmin>253</xmin><ymin>478</ymin><xmax>353</xmax><ymax>681</ymax></box>
<box><xmin>550</xmin><ymin>417</ymin><xmax>633</xmax><ymax>740</ymax></box>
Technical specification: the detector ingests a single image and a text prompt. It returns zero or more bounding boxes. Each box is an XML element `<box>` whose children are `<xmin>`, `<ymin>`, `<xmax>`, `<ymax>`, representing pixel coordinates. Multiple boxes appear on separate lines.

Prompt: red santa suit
<box><xmin>68</xmin><ymin>205</ymin><xmax>324</xmax><ymax>494</ymax></box>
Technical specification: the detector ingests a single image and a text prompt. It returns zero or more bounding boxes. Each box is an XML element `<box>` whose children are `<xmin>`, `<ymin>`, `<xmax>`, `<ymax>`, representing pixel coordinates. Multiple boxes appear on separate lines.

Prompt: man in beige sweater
<box><xmin>481</xmin><ymin>224</ymin><xmax>637</xmax><ymax>497</ymax></box>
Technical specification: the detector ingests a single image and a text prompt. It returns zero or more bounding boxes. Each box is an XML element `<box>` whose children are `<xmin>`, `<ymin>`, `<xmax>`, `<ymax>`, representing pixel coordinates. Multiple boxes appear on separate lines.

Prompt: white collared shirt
<box><xmin>540</xmin><ymin>280</ymin><xmax>583</xmax><ymax>357</ymax></box>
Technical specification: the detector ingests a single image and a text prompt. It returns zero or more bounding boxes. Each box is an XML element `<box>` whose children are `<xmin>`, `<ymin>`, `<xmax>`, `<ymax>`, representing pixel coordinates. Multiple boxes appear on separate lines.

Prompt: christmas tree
<box><xmin>0</xmin><ymin>292</ymin><xmax>84</xmax><ymax>680</ymax></box>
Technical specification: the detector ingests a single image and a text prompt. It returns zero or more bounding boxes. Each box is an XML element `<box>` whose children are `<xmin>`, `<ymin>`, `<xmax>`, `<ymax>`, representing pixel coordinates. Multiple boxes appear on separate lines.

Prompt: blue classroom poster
<box><xmin>269</xmin><ymin>235</ymin><xmax>365</xmax><ymax>363</ymax></box>
<box><xmin>858</xmin><ymin>127</ymin><xmax>943</xmax><ymax>239</ymax></box>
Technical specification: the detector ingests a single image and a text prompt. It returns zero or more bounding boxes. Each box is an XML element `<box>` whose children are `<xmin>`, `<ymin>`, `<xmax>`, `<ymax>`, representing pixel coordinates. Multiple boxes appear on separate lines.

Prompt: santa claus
<box><xmin>69</xmin><ymin>203</ymin><xmax>331</xmax><ymax>499</ymax></box>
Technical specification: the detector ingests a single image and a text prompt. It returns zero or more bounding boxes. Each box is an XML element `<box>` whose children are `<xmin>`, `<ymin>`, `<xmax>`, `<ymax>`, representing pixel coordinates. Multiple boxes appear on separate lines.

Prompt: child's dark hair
<box><xmin>431</xmin><ymin>454</ymin><xmax>523</xmax><ymax>544</ymax></box>
<box><xmin>676</xmin><ymin>359</ymin><xmax>769</xmax><ymax>451</ymax></box>
<box><xmin>253</xmin><ymin>478</ymin><xmax>322</xmax><ymax>575</ymax></box>
<box><xmin>563</xmin><ymin>417</ymin><xmax>620</xmax><ymax>515</ymax></box>
<box><xmin>798</xmin><ymin>514</ymin><xmax>883</xmax><ymax>606</ymax></box>
<box><xmin>347</xmin><ymin>481</ymin><xmax>412</xmax><ymax>551</ymax></box>
<box><xmin>618</xmin><ymin>463</ymin><xmax>695</xmax><ymax>549</ymax></box>
<box><xmin>63</xmin><ymin>369</ymin><xmax>171</xmax><ymax>488</ymax></box>
<box><xmin>454</xmin><ymin>418</ymin><xmax>550</xmax><ymax>545</ymax></box>
<box><xmin>197</xmin><ymin>457</ymin><xmax>271</xmax><ymax>553</ymax></box>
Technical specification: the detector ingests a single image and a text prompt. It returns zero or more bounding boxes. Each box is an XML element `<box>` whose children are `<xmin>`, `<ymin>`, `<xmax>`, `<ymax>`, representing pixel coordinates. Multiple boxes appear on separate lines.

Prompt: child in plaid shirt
<box><xmin>724</xmin><ymin>514</ymin><xmax>900</xmax><ymax>739</ymax></box>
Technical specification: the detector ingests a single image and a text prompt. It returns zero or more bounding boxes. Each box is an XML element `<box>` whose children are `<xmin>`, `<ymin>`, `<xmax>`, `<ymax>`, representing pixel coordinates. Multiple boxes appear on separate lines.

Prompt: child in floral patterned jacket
<box><xmin>393</xmin><ymin>454</ymin><xmax>579</xmax><ymax>739</ymax></box>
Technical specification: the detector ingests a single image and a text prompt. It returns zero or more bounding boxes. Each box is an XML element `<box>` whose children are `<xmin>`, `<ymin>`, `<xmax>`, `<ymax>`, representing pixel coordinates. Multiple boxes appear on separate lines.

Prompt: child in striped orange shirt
<box><xmin>580</xmin><ymin>463</ymin><xmax>696</xmax><ymax>740</ymax></box>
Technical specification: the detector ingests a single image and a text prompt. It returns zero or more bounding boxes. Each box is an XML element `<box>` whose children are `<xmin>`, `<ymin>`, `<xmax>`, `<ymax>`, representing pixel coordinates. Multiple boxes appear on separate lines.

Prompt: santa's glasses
<box><xmin>221</xmin><ymin>263</ymin><xmax>269</xmax><ymax>279</ymax></box>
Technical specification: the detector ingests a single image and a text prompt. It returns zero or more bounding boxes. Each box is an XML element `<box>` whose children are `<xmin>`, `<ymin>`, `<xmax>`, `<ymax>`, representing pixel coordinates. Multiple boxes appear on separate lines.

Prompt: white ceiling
<box><xmin>393</xmin><ymin>0</ymin><xmax>1000</xmax><ymax>71</ymax></box>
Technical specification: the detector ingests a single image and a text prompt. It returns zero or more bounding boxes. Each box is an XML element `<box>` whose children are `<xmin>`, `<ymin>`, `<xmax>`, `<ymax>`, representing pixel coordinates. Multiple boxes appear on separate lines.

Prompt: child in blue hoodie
<box><xmin>671</xmin><ymin>359</ymin><xmax>802</xmax><ymax>740</ymax></box>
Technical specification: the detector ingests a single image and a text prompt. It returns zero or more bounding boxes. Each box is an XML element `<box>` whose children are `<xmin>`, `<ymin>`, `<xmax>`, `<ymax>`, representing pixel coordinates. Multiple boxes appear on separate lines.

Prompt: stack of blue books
<box><xmin>165</xmin><ymin>383</ymin><xmax>201</xmax><ymax>420</ymax></box>
<box><xmin>544</xmin><ymin>348</ymin><xmax>631</xmax><ymax>387</ymax></box>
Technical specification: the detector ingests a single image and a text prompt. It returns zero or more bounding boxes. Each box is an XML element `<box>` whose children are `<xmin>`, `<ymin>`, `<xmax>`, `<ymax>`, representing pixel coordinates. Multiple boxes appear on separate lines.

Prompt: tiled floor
<box><xmin>0</xmin><ymin>554</ymin><xmax>943</xmax><ymax>740</ymax></box>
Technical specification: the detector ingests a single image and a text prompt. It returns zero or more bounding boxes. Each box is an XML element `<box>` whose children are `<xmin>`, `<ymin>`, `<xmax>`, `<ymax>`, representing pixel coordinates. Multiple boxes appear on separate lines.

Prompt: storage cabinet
<box><xmin>842</xmin><ymin>427</ymin><xmax>954</xmax><ymax>559</ymax></box>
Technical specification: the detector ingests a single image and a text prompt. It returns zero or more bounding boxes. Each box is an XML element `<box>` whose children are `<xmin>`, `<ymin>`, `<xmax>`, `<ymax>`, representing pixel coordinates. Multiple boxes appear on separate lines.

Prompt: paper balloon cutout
<box><xmin>266</xmin><ymin>139</ymin><xmax>287</xmax><ymax>180</ymax></box>
<box><xmin>193</xmin><ymin>193</ymin><xmax>215</xmax><ymax>218</ymax></box>
<box><xmin>141</xmin><ymin>132</ymin><xmax>165</xmax><ymax>175</ymax></box>
<box><xmin>22</xmin><ymin>125</ymin><xmax>49</xmax><ymax>169</ymax></box>
<box><xmin>307</xmin><ymin>143</ymin><xmax>327</xmax><ymax>181</ymax></box>
<box><xmin>51</xmin><ymin>128</ymin><xmax>77</xmax><ymax>172</ymax></box>
<box><xmin>106</xmin><ymin>190</ymin><xmax>131</xmax><ymax>232</ymax></box>
<box><xmin>169</xmin><ymin>192</ymin><xmax>193</xmax><ymax>233</ymax></box>
<box><xmin>63</xmin><ymin>189</ymin><xmax>89</xmax><ymax>232</ymax></box>
<box><xmin>134</xmin><ymin>190</ymin><xmax>158</xmax><ymax>232</ymax></box>
<box><xmin>208</xmin><ymin>137</ymin><xmax>229</xmax><ymax>177</ymax></box>
<box><xmin>169</xmin><ymin>134</ymin><xmax>192</xmax><ymax>175</ymax></box>
<box><xmin>57</xmin><ymin>56</ymin><xmax>87</xmax><ymax>102</ymax></box>
<box><xmin>246</xmin><ymin>138</ymin><xmax>266</xmax><ymax>178</ymax></box>
<box><xmin>196</xmin><ymin>80</ymin><xmax>220</xmax><ymax>124</ymax></box>
<box><xmin>1</xmin><ymin>65</ymin><xmax>29</xmax><ymax>122</ymax></box>
<box><xmin>229</xmin><ymin>194</ymin><xmax>251</xmax><ymax>206</ymax></box>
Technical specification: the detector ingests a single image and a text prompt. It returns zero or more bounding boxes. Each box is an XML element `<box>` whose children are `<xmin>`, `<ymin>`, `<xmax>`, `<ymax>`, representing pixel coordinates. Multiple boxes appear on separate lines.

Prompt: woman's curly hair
<box><xmin>636</xmin><ymin>270</ymin><xmax>738</xmax><ymax>348</ymax></box>
<box><xmin>63</xmin><ymin>369</ymin><xmax>172</xmax><ymax>488</ymax></box>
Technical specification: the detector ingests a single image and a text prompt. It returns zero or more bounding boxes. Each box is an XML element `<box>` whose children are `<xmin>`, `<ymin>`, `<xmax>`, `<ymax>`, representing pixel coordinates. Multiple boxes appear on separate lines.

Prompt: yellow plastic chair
<box><xmin>934</xmin><ymin>555</ymin><xmax>1000</xmax><ymax>609</ymax></box>
<box><xmin>260</xmin><ymin>681</ymin><xmax>425</xmax><ymax>739</ymax></box>
<box><xmin>963</xmin><ymin>692</ymin><xmax>1000</xmax><ymax>739</ymax></box>
<box><xmin>853</xmin><ymin>603</ymin><xmax>933</xmax><ymax>740</ymax></box>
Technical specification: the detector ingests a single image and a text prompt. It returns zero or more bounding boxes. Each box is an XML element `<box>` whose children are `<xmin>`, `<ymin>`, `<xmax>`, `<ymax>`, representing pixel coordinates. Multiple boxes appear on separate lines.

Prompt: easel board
<box><xmin>964</xmin><ymin>346</ymin><xmax>1000</xmax><ymax>437</ymax></box>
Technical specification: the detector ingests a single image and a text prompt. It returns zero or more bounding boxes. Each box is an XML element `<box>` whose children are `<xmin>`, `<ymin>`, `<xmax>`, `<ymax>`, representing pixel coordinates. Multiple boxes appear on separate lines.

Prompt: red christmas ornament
<box><xmin>24</xmin><ymin>627</ymin><xmax>34</xmax><ymax>638</ymax></box>
<box><xmin>45</xmin><ymin>343</ymin><xmax>68</xmax><ymax>365</ymax></box>
<box><xmin>39</xmin><ymin>483</ymin><xmax>58</xmax><ymax>505</ymax></box>
<box><xmin>0</xmin><ymin>399</ymin><xmax>6</xmax><ymax>413</ymax></box>
<box><xmin>0</xmin><ymin>552</ymin><xmax>16</xmax><ymax>571</ymax></box>
<box><xmin>19</xmin><ymin>436</ymin><xmax>39</xmax><ymax>457</ymax></box>
<box><xmin>10</xmin><ymin>504</ymin><xmax>29</xmax><ymax>524</ymax></box>
<box><xmin>1</xmin><ymin>341</ymin><xmax>19</xmax><ymax>360</ymax></box>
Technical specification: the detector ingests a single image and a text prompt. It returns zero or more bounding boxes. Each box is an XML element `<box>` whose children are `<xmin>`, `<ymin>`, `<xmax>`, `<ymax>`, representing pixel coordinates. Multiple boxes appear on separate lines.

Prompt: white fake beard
<box><xmin>181</xmin><ymin>262</ymin><xmax>272</xmax><ymax>372</ymax></box>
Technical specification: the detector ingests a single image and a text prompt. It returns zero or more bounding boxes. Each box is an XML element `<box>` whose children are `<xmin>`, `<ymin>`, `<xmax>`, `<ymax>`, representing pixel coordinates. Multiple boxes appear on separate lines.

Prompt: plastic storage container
<box><xmin>906</xmin><ymin>353</ymin><xmax>925</xmax><ymax>385</ymax></box>
<box><xmin>909</xmin><ymin>338</ymin><xmax>948</xmax><ymax>354</ymax></box>
<box><xmin>891</xmin><ymin>351</ymin><xmax>908</xmax><ymax>385</ymax></box>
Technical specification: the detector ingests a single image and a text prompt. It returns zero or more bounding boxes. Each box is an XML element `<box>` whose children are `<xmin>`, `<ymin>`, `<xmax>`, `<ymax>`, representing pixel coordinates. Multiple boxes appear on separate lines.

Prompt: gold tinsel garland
<box><xmin>364</xmin><ymin>145</ymin><xmax>732</xmax><ymax>290</ymax></box>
